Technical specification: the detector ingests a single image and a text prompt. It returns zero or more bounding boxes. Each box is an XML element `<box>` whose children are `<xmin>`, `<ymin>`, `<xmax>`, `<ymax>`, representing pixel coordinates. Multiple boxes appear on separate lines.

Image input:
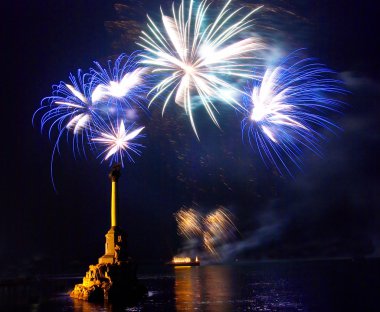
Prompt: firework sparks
<box><xmin>138</xmin><ymin>0</ymin><xmax>264</xmax><ymax>137</ymax></box>
<box><xmin>34</xmin><ymin>71</ymin><xmax>99</xmax><ymax>139</ymax></box>
<box><xmin>92</xmin><ymin>120</ymin><xmax>145</xmax><ymax>166</ymax></box>
<box><xmin>174</xmin><ymin>206</ymin><xmax>238</xmax><ymax>257</ymax></box>
<box><xmin>174</xmin><ymin>208</ymin><xmax>204</xmax><ymax>239</ymax></box>
<box><xmin>35</xmin><ymin>54</ymin><xmax>150</xmax><ymax>149</ymax></box>
<box><xmin>203</xmin><ymin>232</ymin><xmax>217</xmax><ymax>256</ymax></box>
<box><xmin>34</xmin><ymin>54</ymin><xmax>152</xmax><ymax>189</ymax></box>
<box><xmin>241</xmin><ymin>51</ymin><xmax>345</xmax><ymax>175</ymax></box>
<box><xmin>90</xmin><ymin>53</ymin><xmax>150</xmax><ymax>111</ymax></box>
<box><xmin>203</xmin><ymin>207</ymin><xmax>238</xmax><ymax>256</ymax></box>
<box><xmin>33</xmin><ymin>70</ymin><xmax>105</xmax><ymax>190</ymax></box>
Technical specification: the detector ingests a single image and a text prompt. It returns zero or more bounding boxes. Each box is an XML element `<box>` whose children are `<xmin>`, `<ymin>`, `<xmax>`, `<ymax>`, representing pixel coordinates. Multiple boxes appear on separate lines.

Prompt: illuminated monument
<box><xmin>70</xmin><ymin>164</ymin><xmax>146</xmax><ymax>302</ymax></box>
<box><xmin>98</xmin><ymin>164</ymin><xmax>127</xmax><ymax>264</ymax></box>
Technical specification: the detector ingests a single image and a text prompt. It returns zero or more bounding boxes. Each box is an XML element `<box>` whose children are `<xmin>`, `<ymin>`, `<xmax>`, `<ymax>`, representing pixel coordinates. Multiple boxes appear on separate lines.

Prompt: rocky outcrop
<box><xmin>70</xmin><ymin>260</ymin><xmax>146</xmax><ymax>302</ymax></box>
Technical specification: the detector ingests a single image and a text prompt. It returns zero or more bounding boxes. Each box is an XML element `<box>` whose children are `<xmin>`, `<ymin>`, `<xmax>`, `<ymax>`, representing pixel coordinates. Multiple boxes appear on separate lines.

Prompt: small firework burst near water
<box><xmin>203</xmin><ymin>208</ymin><xmax>238</xmax><ymax>256</ymax></box>
<box><xmin>174</xmin><ymin>208</ymin><xmax>204</xmax><ymax>239</ymax></box>
<box><xmin>175</xmin><ymin>207</ymin><xmax>238</xmax><ymax>258</ymax></box>
<box><xmin>241</xmin><ymin>51</ymin><xmax>345</xmax><ymax>175</ymax></box>
<box><xmin>138</xmin><ymin>0</ymin><xmax>264</xmax><ymax>137</ymax></box>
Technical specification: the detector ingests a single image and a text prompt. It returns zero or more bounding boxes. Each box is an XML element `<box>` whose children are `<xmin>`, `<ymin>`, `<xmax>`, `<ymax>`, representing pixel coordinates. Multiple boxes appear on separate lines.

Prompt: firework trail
<box><xmin>241</xmin><ymin>50</ymin><xmax>345</xmax><ymax>175</ymax></box>
<box><xmin>138</xmin><ymin>0</ymin><xmax>264</xmax><ymax>137</ymax></box>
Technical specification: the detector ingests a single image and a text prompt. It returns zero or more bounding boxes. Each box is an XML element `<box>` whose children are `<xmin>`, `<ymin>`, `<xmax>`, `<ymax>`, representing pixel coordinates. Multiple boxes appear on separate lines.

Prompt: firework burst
<box><xmin>34</xmin><ymin>54</ymin><xmax>151</xmax><ymax>190</ymax></box>
<box><xmin>203</xmin><ymin>207</ymin><xmax>238</xmax><ymax>256</ymax></box>
<box><xmin>174</xmin><ymin>208</ymin><xmax>204</xmax><ymax>239</ymax></box>
<box><xmin>90</xmin><ymin>53</ymin><xmax>150</xmax><ymax>112</ymax></box>
<box><xmin>92</xmin><ymin>119</ymin><xmax>145</xmax><ymax>166</ymax></box>
<box><xmin>34</xmin><ymin>71</ymin><xmax>100</xmax><ymax>143</ymax></box>
<box><xmin>138</xmin><ymin>0</ymin><xmax>264</xmax><ymax>137</ymax></box>
<box><xmin>33</xmin><ymin>70</ymin><xmax>105</xmax><ymax>190</ymax></box>
<box><xmin>241</xmin><ymin>51</ymin><xmax>345</xmax><ymax>175</ymax></box>
<box><xmin>174</xmin><ymin>206</ymin><xmax>238</xmax><ymax>257</ymax></box>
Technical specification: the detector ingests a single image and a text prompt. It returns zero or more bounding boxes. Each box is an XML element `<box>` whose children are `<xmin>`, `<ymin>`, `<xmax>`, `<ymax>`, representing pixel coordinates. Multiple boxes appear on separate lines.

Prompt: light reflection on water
<box><xmin>2</xmin><ymin>260</ymin><xmax>379</xmax><ymax>311</ymax></box>
<box><xmin>136</xmin><ymin>264</ymin><xmax>304</xmax><ymax>311</ymax></box>
<box><xmin>0</xmin><ymin>264</ymin><xmax>304</xmax><ymax>312</ymax></box>
<box><xmin>174</xmin><ymin>265</ymin><xmax>235</xmax><ymax>312</ymax></box>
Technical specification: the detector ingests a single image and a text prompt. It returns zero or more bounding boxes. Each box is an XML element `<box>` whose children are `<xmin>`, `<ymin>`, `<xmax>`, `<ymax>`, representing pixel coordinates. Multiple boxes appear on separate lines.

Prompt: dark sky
<box><xmin>2</xmin><ymin>0</ymin><xmax>379</xmax><ymax>275</ymax></box>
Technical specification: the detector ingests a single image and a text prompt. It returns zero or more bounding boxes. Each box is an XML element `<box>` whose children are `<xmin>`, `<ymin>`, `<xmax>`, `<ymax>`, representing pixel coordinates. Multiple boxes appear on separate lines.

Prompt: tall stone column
<box><xmin>109</xmin><ymin>164</ymin><xmax>121</xmax><ymax>228</ymax></box>
<box><xmin>99</xmin><ymin>164</ymin><xmax>127</xmax><ymax>264</ymax></box>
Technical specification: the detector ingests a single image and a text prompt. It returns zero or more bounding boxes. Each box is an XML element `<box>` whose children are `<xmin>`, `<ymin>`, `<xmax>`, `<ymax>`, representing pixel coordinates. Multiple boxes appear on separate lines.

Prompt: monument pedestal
<box><xmin>70</xmin><ymin>226</ymin><xmax>146</xmax><ymax>302</ymax></box>
<box><xmin>98</xmin><ymin>226</ymin><xmax>128</xmax><ymax>264</ymax></box>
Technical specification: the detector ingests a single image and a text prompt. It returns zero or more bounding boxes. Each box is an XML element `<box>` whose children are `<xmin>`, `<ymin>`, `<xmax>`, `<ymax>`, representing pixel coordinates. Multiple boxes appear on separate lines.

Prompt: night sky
<box><xmin>2</xmin><ymin>0</ymin><xmax>379</xmax><ymax>276</ymax></box>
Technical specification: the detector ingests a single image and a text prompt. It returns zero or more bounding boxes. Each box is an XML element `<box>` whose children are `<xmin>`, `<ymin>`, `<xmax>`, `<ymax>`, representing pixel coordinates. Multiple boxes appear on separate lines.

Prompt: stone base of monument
<box><xmin>70</xmin><ymin>226</ymin><xmax>147</xmax><ymax>302</ymax></box>
<box><xmin>70</xmin><ymin>261</ymin><xmax>146</xmax><ymax>302</ymax></box>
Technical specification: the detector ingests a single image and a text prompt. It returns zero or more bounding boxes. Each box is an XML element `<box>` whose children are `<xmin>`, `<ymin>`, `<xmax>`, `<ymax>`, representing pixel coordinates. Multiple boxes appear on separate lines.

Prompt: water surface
<box><xmin>1</xmin><ymin>259</ymin><xmax>379</xmax><ymax>311</ymax></box>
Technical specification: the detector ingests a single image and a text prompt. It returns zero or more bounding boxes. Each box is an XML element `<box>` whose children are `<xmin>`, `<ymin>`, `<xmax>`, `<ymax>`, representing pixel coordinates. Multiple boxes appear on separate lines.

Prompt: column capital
<box><xmin>109</xmin><ymin>163</ymin><xmax>121</xmax><ymax>182</ymax></box>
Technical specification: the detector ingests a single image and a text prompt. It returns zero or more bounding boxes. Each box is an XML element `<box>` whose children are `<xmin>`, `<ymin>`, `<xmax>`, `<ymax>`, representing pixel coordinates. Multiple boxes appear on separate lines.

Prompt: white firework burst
<box><xmin>138</xmin><ymin>0</ymin><xmax>264</xmax><ymax>137</ymax></box>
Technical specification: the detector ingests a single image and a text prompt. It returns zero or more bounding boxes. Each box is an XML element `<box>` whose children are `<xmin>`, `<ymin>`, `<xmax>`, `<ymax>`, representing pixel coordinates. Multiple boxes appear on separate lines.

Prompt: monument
<box><xmin>70</xmin><ymin>164</ymin><xmax>146</xmax><ymax>302</ymax></box>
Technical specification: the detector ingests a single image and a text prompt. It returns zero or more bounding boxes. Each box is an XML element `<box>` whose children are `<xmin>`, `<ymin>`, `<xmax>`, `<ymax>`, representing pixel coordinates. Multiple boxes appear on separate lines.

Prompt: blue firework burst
<box><xmin>241</xmin><ymin>51</ymin><xmax>346</xmax><ymax>175</ymax></box>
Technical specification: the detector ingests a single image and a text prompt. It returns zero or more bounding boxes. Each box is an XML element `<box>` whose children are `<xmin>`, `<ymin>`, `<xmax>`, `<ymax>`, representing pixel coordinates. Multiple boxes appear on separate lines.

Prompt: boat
<box><xmin>167</xmin><ymin>256</ymin><xmax>200</xmax><ymax>267</ymax></box>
